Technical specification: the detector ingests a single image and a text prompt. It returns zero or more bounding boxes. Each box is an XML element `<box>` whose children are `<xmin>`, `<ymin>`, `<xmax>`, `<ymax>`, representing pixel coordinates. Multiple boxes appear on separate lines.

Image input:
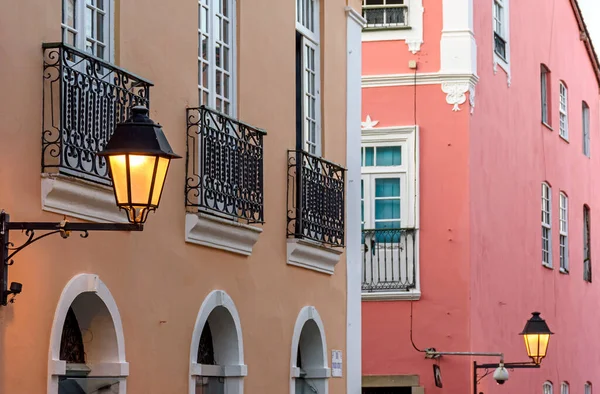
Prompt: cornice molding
<box><xmin>345</xmin><ymin>6</ymin><xmax>366</xmax><ymax>28</ymax></box>
<box><xmin>362</xmin><ymin>72</ymin><xmax>479</xmax><ymax>88</ymax></box>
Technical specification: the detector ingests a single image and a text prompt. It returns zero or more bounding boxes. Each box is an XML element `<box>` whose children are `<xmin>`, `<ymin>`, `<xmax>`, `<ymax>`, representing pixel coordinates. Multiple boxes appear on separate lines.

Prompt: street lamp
<box><xmin>0</xmin><ymin>106</ymin><xmax>180</xmax><ymax>305</ymax></box>
<box><xmin>521</xmin><ymin>311</ymin><xmax>554</xmax><ymax>365</ymax></box>
<box><xmin>98</xmin><ymin>106</ymin><xmax>181</xmax><ymax>224</ymax></box>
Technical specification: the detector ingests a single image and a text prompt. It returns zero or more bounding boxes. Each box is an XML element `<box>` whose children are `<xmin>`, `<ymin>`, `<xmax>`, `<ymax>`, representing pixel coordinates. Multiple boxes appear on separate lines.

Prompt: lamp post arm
<box><xmin>1</xmin><ymin>211</ymin><xmax>143</xmax><ymax>306</ymax></box>
<box><xmin>425</xmin><ymin>350</ymin><xmax>504</xmax><ymax>362</ymax></box>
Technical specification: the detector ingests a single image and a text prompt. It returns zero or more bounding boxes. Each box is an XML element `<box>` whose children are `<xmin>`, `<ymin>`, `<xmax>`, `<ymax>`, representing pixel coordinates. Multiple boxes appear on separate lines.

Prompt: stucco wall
<box><xmin>0</xmin><ymin>0</ymin><xmax>350</xmax><ymax>393</ymax></box>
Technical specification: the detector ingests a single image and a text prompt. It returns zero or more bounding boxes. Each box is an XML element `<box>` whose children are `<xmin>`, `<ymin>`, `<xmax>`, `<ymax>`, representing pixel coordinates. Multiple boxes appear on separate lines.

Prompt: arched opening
<box><xmin>48</xmin><ymin>274</ymin><xmax>128</xmax><ymax>394</ymax></box>
<box><xmin>291</xmin><ymin>307</ymin><xmax>329</xmax><ymax>394</ymax></box>
<box><xmin>189</xmin><ymin>291</ymin><xmax>246</xmax><ymax>394</ymax></box>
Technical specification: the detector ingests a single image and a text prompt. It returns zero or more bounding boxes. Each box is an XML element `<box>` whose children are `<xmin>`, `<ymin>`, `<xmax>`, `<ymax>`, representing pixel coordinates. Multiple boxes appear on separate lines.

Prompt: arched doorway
<box><xmin>189</xmin><ymin>290</ymin><xmax>246</xmax><ymax>394</ymax></box>
<box><xmin>48</xmin><ymin>274</ymin><xmax>128</xmax><ymax>394</ymax></box>
<box><xmin>290</xmin><ymin>306</ymin><xmax>330</xmax><ymax>394</ymax></box>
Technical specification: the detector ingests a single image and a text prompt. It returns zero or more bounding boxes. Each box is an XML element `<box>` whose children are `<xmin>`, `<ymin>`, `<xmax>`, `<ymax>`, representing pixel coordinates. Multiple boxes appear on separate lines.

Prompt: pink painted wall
<box><xmin>362</xmin><ymin>0</ymin><xmax>600</xmax><ymax>392</ymax></box>
<box><xmin>470</xmin><ymin>0</ymin><xmax>600</xmax><ymax>391</ymax></box>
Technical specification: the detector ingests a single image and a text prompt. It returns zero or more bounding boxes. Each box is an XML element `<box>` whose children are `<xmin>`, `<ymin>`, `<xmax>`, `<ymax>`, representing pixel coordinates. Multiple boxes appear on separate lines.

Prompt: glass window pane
<box><xmin>85</xmin><ymin>7</ymin><xmax>93</xmax><ymax>37</ymax></box>
<box><xmin>66</xmin><ymin>0</ymin><xmax>76</xmax><ymax>27</ymax></box>
<box><xmin>375</xmin><ymin>178</ymin><xmax>400</xmax><ymax>197</ymax></box>
<box><xmin>375</xmin><ymin>220</ymin><xmax>401</xmax><ymax>229</ymax></box>
<box><xmin>97</xmin><ymin>12</ymin><xmax>104</xmax><ymax>42</ymax></box>
<box><xmin>376</xmin><ymin>146</ymin><xmax>401</xmax><ymax>166</ymax></box>
<box><xmin>375</xmin><ymin>199</ymin><xmax>400</xmax><ymax>220</ymax></box>
<box><xmin>97</xmin><ymin>0</ymin><xmax>104</xmax><ymax>9</ymax></box>
<box><xmin>365</xmin><ymin>147</ymin><xmax>374</xmax><ymax>166</ymax></box>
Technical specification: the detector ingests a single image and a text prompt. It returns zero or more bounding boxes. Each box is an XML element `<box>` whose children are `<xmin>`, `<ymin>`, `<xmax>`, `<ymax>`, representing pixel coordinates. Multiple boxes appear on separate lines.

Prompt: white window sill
<box><xmin>559</xmin><ymin>134</ymin><xmax>569</xmax><ymax>143</ymax></box>
<box><xmin>542</xmin><ymin>122</ymin><xmax>553</xmax><ymax>131</ymax></box>
<box><xmin>542</xmin><ymin>263</ymin><xmax>553</xmax><ymax>270</ymax></box>
<box><xmin>362</xmin><ymin>290</ymin><xmax>421</xmax><ymax>301</ymax></box>
<box><xmin>559</xmin><ymin>267</ymin><xmax>569</xmax><ymax>274</ymax></box>
<box><xmin>185</xmin><ymin>213</ymin><xmax>262</xmax><ymax>256</ymax></box>
<box><xmin>41</xmin><ymin>174</ymin><xmax>128</xmax><ymax>223</ymax></box>
<box><xmin>286</xmin><ymin>238</ymin><xmax>343</xmax><ymax>275</ymax></box>
<box><xmin>493</xmin><ymin>53</ymin><xmax>511</xmax><ymax>85</ymax></box>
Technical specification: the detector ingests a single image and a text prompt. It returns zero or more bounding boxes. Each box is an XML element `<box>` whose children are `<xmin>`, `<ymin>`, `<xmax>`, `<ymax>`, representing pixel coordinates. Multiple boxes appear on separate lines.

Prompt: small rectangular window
<box><xmin>559</xmin><ymin>193</ymin><xmax>568</xmax><ymax>272</ymax></box>
<box><xmin>62</xmin><ymin>0</ymin><xmax>112</xmax><ymax>60</ymax></box>
<box><xmin>583</xmin><ymin>102</ymin><xmax>590</xmax><ymax>156</ymax></box>
<box><xmin>561</xmin><ymin>382</ymin><xmax>569</xmax><ymax>394</ymax></box>
<box><xmin>361</xmin><ymin>146</ymin><xmax>402</xmax><ymax>167</ymax></box>
<box><xmin>493</xmin><ymin>0</ymin><xmax>507</xmax><ymax>60</ymax></box>
<box><xmin>559</xmin><ymin>82</ymin><xmax>568</xmax><ymax>139</ymax></box>
<box><xmin>584</xmin><ymin>205</ymin><xmax>592</xmax><ymax>282</ymax></box>
<box><xmin>362</xmin><ymin>0</ymin><xmax>409</xmax><ymax>29</ymax></box>
<box><xmin>542</xmin><ymin>183</ymin><xmax>552</xmax><ymax>267</ymax></box>
<box><xmin>541</xmin><ymin>65</ymin><xmax>550</xmax><ymax>125</ymax></box>
<box><xmin>585</xmin><ymin>383</ymin><xmax>592</xmax><ymax>394</ymax></box>
<box><xmin>544</xmin><ymin>382</ymin><xmax>554</xmax><ymax>394</ymax></box>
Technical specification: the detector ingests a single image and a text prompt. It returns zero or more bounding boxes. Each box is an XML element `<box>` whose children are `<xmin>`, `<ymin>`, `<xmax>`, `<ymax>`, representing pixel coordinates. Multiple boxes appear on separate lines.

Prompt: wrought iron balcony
<box><xmin>287</xmin><ymin>150</ymin><xmax>345</xmax><ymax>247</ymax></box>
<box><xmin>186</xmin><ymin>106</ymin><xmax>266</xmax><ymax>223</ymax></box>
<box><xmin>362</xmin><ymin>228</ymin><xmax>417</xmax><ymax>292</ymax></box>
<box><xmin>363</xmin><ymin>5</ymin><xmax>409</xmax><ymax>29</ymax></box>
<box><xmin>42</xmin><ymin>42</ymin><xmax>152</xmax><ymax>185</ymax></box>
<box><xmin>494</xmin><ymin>32</ymin><xmax>507</xmax><ymax>60</ymax></box>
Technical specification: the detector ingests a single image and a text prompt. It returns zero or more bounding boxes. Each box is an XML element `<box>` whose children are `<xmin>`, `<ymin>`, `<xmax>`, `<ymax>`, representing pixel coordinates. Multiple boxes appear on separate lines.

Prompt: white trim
<box><xmin>185</xmin><ymin>213</ymin><xmax>262</xmax><ymax>256</ymax></box>
<box><xmin>190</xmin><ymin>363</ymin><xmax>248</xmax><ymax>377</ymax></box>
<box><xmin>559</xmin><ymin>82</ymin><xmax>569</xmax><ymax>140</ymax></box>
<box><xmin>345</xmin><ymin>6</ymin><xmax>367</xmax><ymax>27</ymax></box>
<box><xmin>286</xmin><ymin>238</ymin><xmax>343</xmax><ymax>274</ymax></box>
<box><xmin>362</xmin><ymin>72</ymin><xmax>479</xmax><ymax>88</ymax></box>
<box><xmin>542</xmin><ymin>182</ymin><xmax>552</xmax><ymax>268</ymax></box>
<box><xmin>361</xmin><ymin>0</ymin><xmax>424</xmax><ymax>53</ymax></box>
<box><xmin>362</xmin><ymin>290</ymin><xmax>421</xmax><ymax>301</ymax></box>
<box><xmin>48</xmin><ymin>274</ymin><xmax>128</xmax><ymax>394</ymax></box>
<box><xmin>492</xmin><ymin>0</ymin><xmax>511</xmax><ymax>85</ymax></box>
<box><xmin>189</xmin><ymin>290</ymin><xmax>246</xmax><ymax>394</ymax></box>
<box><xmin>41</xmin><ymin>174</ymin><xmax>128</xmax><ymax>224</ymax></box>
<box><xmin>290</xmin><ymin>306</ymin><xmax>330</xmax><ymax>394</ymax></box>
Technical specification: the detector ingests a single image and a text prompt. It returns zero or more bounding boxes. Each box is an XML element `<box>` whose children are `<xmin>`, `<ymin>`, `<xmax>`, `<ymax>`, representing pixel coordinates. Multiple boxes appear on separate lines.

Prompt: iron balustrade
<box><xmin>363</xmin><ymin>4</ymin><xmax>409</xmax><ymax>29</ymax></box>
<box><xmin>287</xmin><ymin>150</ymin><xmax>345</xmax><ymax>247</ymax></box>
<box><xmin>186</xmin><ymin>106</ymin><xmax>266</xmax><ymax>223</ymax></box>
<box><xmin>42</xmin><ymin>42</ymin><xmax>152</xmax><ymax>185</ymax></box>
<box><xmin>494</xmin><ymin>32</ymin><xmax>507</xmax><ymax>60</ymax></box>
<box><xmin>362</xmin><ymin>228</ymin><xmax>417</xmax><ymax>292</ymax></box>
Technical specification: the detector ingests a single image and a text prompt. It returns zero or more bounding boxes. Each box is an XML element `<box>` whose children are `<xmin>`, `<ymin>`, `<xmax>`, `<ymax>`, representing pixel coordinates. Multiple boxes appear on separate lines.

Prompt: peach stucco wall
<box><xmin>470</xmin><ymin>0</ymin><xmax>600</xmax><ymax>392</ymax></box>
<box><xmin>0</xmin><ymin>0</ymin><xmax>352</xmax><ymax>393</ymax></box>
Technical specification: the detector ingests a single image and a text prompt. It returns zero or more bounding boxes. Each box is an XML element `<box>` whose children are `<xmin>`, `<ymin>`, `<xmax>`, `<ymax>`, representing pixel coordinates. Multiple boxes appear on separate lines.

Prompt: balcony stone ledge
<box><xmin>41</xmin><ymin>174</ymin><xmax>127</xmax><ymax>223</ymax></box>
<box><xmin>286</xmin><ymin>238</ymin><xmax>343</xmax><ymax>275</ymax></box>
<box><xmin>361</xmin><ymin>290</ymin><xmax>421</xmax><ymax>301</ymax></box>
<box><xmin>185</xmin><ymin>213</ymin><xmax>262</xmax><ymax>256</ymax></box>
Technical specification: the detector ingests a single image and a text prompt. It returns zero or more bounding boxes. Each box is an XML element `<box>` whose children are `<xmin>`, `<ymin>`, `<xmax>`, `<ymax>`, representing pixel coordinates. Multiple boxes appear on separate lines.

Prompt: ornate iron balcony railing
<box><xmin>186</xmin><ymin>106</ymin><xmax>266</xmax><ymax>223</ymax></box>
<box><xmin>363</xmin><ymin>4</ymin><xmax>409</xmax><ymax>29</ymax></box>
<box><xmin>494</xmin><ymin>32</ymin><xmax>507</xmax><ymax>60</ymax></box>
<box><xmin>362</xmin><ymin>228</ymin><xmax>417</xmax><ymax>292</ymax></box>
<box><xmin>42</xmin><ymin>42</ymin><xmax>152</xmax><ymax>185</ymax></box>
<box><xmin>287</xmin><ymin>150</ymin><xmax>345</xmax><ymax>247</ymax></box>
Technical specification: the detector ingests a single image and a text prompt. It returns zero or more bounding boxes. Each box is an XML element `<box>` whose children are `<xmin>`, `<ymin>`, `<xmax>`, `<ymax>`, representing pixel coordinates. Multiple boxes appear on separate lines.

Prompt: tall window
<box><xmin>198</xmin><ymin>0</ymin><xmax>235</xmax><ymax>115</ymax></box>
<box><xmin>362</xmin><ymin>0</ymin><xmax>409</xmax><ymax>29</ymax></box>
<box><xmin>61</xmin><ymin>0</ymin><xmax>112</xmax><ymax>60</ymax></box>
<box><xmin>583</xmin><ymin>101</ymin><xmax>590</xmax><ymax>156</ymax></box>
<box><xmin>493</xmin><ymin>0</ymin><xmax>507</xmax><ymax>60</ymax></box>
<box><xmin>561</xmin><ymin>382</ymin><xmax>570</xmax><ymax>394</ymax></box>
<box><xmin>585</xmin><ymin>382</ymin><xmax>592</xmax><ymax>394</ymax></box>
<box><xmin>584</xmin><ymin>205</ymin><xmax>592</xmax><ymax>282</ymax></box>
<box><xmin>544</xmin><ymin>382</ymin><xmax>554</xmax><ymax>394</ymax></box>
<box><xmin>559</xmin><ymin>192</ymin><xmax>568</xmax><ymax>272</ymax></box>
<box><xmin>559</xmin><ymin>82</ymin><xmax>568</xmax><ymax>139</ymax></box>
<box><xmin>541</xmin><ymin>65</ymin><xmax>551</xmax><ymax>125</ymax></box>
<box><xmin>542</xmin><ymin>183</ymin><xmax>552</xmax><ymax>267</ymax></box>
<box><xmin>296</xmin><ymin>0</ymin><xmax>321</xmax><ymax>155</ymax></box>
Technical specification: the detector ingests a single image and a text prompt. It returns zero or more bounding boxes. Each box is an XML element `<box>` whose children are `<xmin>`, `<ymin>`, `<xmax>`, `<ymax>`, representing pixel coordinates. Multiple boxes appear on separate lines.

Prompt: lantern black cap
<box><xmin>520</xmin><ymin>312</ymin><xmax>554</xmax><ymax>335</ymax></box>
<box><xmin>98</xmin><ymin>106</ymin><xmax>181</xmax><ymax>159</ymax></box>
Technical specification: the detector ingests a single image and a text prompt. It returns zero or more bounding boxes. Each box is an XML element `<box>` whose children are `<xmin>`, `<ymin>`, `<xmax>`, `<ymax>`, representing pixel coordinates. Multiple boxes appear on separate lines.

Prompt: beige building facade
<box><xmin>0</xmin><ymin>0</ymin><xmax>365</xmax><ymax>393</ymax></box>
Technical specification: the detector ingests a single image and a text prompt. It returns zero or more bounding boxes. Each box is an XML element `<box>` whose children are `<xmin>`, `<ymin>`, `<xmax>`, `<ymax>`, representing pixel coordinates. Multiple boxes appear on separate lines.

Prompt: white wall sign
<box><xmin>331</xmin><ymin>350</ymin><xmax>343</xmax><ymax>377</ymax></box>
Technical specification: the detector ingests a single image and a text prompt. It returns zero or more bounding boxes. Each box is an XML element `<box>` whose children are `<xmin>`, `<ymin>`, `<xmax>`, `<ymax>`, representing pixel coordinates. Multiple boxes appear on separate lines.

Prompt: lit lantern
<box><xmin>99</xmin><ymin>106</ymin><xmax>181</xmax><ymax>224</ymax></box>
<box><xmin>520</xmin><ymin>312</ymin><xmax>554</xmax><ymax>365</ymax></box>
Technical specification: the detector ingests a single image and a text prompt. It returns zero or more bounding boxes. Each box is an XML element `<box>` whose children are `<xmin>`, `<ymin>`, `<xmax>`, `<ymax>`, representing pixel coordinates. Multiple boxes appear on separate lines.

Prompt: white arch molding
<box><xmin>189</xmin><ymin>290</ymin><xmax>247</xmax><ymax>394</ymax></box>
<box><xmin>290</xmin><ymin>306</ymin><xmax>330</xmax><ymax>394</ymax></box>
<box><xmin>47</xmin><ymin>273</ymin><xmax>128</xmax><ymax>393</ymax></box>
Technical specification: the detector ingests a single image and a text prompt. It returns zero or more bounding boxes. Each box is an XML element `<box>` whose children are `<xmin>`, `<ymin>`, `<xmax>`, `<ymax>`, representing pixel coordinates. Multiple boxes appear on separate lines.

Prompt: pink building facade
<box><xmin>360</xmin><ymin>0</ymin><xmax>600</xmax><ymax>393</ymax></box>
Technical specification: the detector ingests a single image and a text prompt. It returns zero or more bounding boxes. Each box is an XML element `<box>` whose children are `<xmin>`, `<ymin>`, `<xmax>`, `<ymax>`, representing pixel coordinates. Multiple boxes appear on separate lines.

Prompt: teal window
<box><xmin>361</xmin><ymin>146</ymin><xmax>401</xmax><ymax>167</ymax></box>
<box><xmin>374</xmin><ymin>178</ymin><xmax>401</xmax><ymax>229</ymax></box>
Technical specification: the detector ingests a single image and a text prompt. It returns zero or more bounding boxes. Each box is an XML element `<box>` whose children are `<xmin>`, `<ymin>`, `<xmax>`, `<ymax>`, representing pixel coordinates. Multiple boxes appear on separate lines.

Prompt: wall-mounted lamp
<box><xmin>0</xmin><ymin>106</ymin><xmax>181</xmax><ymax>306</ymax></box>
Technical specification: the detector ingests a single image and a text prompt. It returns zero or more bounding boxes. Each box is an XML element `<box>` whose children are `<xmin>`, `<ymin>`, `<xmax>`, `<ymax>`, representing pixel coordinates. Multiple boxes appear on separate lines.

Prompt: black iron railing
<box><xmin>362</xmin><ymin>228</ymin><xmax>417</xmax><ymax>292</ymax></box>
<box><xmin>42</xmin><ymin>42</ymin><xmax>152</xmax><ymax>185</ymax></box>
<box><xmin>186</xmin><ymin>106</ymin><xmax>266</xmax><ymax>223</ymax></box>
<box><xmin>363</xmin><ymin>5</ymin><xmax>408</xmax><ymax>29</ymax></box>
<box><xmin>287</xmin><ymin>150</ymin><xmax>345</xmax><ymax>247</ymax></box>
<box><xmin>494</xmin><ymin>32</ymin><xmax>507</xmax><ymax>60</ymax></box>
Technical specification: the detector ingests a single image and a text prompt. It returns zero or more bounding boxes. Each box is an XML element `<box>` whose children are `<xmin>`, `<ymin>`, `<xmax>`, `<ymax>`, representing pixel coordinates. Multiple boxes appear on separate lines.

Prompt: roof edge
<box><xmin>570</xmin><ymin>0</ymin><xmax>600</xmax><ymax>88</ymax></box>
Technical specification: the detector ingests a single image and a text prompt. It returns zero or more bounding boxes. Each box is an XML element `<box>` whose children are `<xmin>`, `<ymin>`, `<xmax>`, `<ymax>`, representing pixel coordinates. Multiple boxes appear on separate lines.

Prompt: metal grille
<box><xmin>197</xmin><ymin>323</ymin><xmax>216</xmax><ymax>365</ymax></box>
<box><xmin>494</xmin><ymin>32</ymin><xmax>507</xmax><ymax>60</ymax></box>
<box><xmin>287</xmin><ymin>150</ymin><xmax>345</xmax><ymax>247</ymax></box>
<box><xmin>60</xmin><ymin>307</ymin><xmax>86</xmax><ymax>364</ymax></box>
<box><xmin>186</xmin><ymin>106</ymin><xmax>266</xmax><ymax>223</ymax></box>
<box><xmin>42</xmin><ymin>42</ymin><xmax>152</xmax><ymax>184</ymax></box>
<box><xmin>362</xmin><ymin>228</ymin><xmax>416</xmax><ymax>292</ymax></box>
<box><xmin>362</xmin><ymin>4</ymin><xmax>408</xmax><ymax>29</ymax></box>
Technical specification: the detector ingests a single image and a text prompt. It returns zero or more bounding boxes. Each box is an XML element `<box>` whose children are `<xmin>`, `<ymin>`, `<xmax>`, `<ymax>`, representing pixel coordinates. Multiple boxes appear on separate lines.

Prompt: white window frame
<box><xmin>542</xmin><ymin>182</ymin><xmax>552</xmax><ymax>268</ymax></box>
<box><xmin>561</xmin><ymin>382</ymin><xmax>570</xmax><ymax>394</ymax></box>
<box><xmin>362</xmin><ymin>0</ymin><xmax>409</xmax><ymax>30</ymax></box>
<box><xmin>362</xmin><ymin>172</ymin><xmax>407</xmax><ymax>230</ymax></box>
<box><xmin>559</xmin><ymin>82</ymin><xmax>569</xmax><ymax>140</ymax></box>
<box><xmin>198</xmin><ymin>0</ymin><xmax>237</xmax><ymax>116</ymax></box>
<box><xmin>583</xmin><ymin>101</ymin><xmax>590</xmax><ymax>156</ymax></box>
<box><xmin>492</xmin><ymin>0</ymin><xmax>510</xmax><ymax>76</ymax></box>
<box><xmin>61</xmin><ymin>0</ymin><xmax>114</xmax><ymax>62</ymax></box>
<box><xmin>541</xmin><ymin>65</ymin><xmax>550</xmax><ymax>126</ymax></box>
<box><xmin>559</xmin><ymin>192</ymin><xmax>569</xmax><ymax>273</ymax></box>
<box><xmin>544</xmin><ymin>382</ymin><xmax>554</xmax><ymax>394</ymax></box>
<box><xmin>296</xmin><ymin>0</ymin><xmax>321</xmax><ymax>156</ymax></box>
<box><xmin>585</xmin><ymin>382</ymin><xmax>592</xmax><ymax>394</ymax></box>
